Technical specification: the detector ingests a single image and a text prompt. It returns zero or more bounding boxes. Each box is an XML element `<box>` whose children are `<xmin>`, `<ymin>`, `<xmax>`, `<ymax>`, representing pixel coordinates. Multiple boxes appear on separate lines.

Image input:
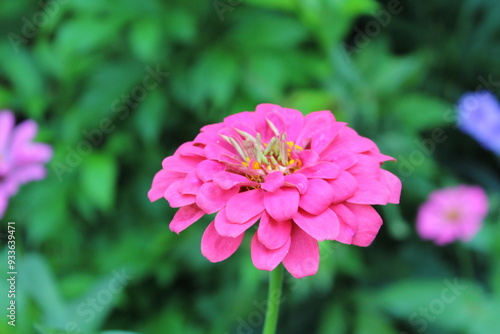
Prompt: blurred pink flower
<box><xmin>149</xmin><ymin>104</ymin><xmax>401</xmax><ymax>278</ymax></box>
<box><xmin>0</xmin><ymin>110</ymin><xmax>53</xmax><ymax>218</ymax></box>
<box><xmin>417</xmin><ymin>185</ymin><xmax>488</xmax><ymax>245</ymax></box>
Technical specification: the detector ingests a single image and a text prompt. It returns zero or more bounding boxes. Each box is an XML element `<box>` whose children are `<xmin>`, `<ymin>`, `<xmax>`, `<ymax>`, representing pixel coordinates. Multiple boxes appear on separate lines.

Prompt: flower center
<box><xmin>222</xmin><ymin>125</ymin><xmax>303</xmax><ymax>179</ymax></box>
<box><xmin>445</xmin><ymin>209</ymin><xmax>462</xmax><ymax>222</ymax></box>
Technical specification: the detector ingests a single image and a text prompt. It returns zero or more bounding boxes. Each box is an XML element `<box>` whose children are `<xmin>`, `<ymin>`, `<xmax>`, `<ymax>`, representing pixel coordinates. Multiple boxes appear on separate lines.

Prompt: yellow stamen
<box><xmin>251</xmin><ymin>161</ymin><xmax>261</xmax><ymax>170</ymax></box>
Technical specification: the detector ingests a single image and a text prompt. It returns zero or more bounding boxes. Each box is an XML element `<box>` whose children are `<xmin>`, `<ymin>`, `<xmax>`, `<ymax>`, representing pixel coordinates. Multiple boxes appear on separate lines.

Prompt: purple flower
<box><xmin>457</xmin><ymin>91</ymin><xmax>500</xmax><ymax>154</ymax></box>
<box><xmin>0</xmin><ymin>110</ymin><xmax>53</xmax><ymax>218</ymax></box>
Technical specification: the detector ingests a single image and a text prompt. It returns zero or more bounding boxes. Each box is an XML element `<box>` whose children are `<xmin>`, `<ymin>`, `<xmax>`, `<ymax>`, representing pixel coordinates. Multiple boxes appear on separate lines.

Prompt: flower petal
<box><xmin>264</xmin><ymin>187</ymin><xmax>300</xmax><ymax>221</ymax></box>
<box><xmin>169</xmin><ymin>204</ymin><xmax>205</xmax><ymax>234</ymax></box>
<box><xmin>148</xmin><ymin>169</ymin><xmax>184</xmax><ymax>202</ymax></box>
<box><xmin>195</xmin><ymin>160</ymin><xmax>226</xmax><ymax>182</ymax></box>
<box><xmin>214</xmin><ymin>208</ymin><xmax>260</xmax><ymax>237</ymax></box>
<box><xmin>178</xmin><ymin>170</ymin><xmax>203</xmax><ymax>195</ymax></box>
<box><xmin>257</xmin><ymin>212</ymin><xmax>291</xmax><ymax>249</ymax></box>
<box><xmin>284</xmin><ymin>173</ymin><xmax>309</xmax><ymax>194</ymax></box>
<box><xmin>346</xmin><ymin>176</ymin><xmax>390</xmax><ymax>205</ymax></box>
<box><xmin>261</xmin><ymin>171</ymin><xmax>284</xmax><ymax>192</ymax></box>
<box><xmin>201</xmin><ymin>222</ymin><xmax>244</xmax><ymax>262</ymax></box>
<box><xmin>379</xmin><ymin>169</ymin><xmax>402</xmax><ymax>204</ymax></box>
<box><xmin>213</xmin><ymin>171</ymin><xmax>258</xmax><ymax>190</ymax></box>
<box><xmin>321</xmin><ymin>149</ymin><xmax>358</xmax><ymax>170</ymax></box>
<box><xmin>300</xmin><ymin>162</ymin><xmax>341</xmax><ymax>179</ymax></box>
<box><xmin>345</xmin><ymin>203</ymin><xmax>383</xmax><ymax>246</ymax></box>
<box><xmin>283</xmin><ymin>225</ymin><xmax>319</xmax><ymax>278</ymax></box>
<box><xmin>299</xmin><ymin>178</ymin><xmax>334</xmax><ymax>214</ymax></box>
<box><xmin>251</xmin><ymin>233</ymin><xmax>291</xmax><ymax>271</ymax></box>
<box><xmin>164</xmin><ymin>180</ymin><xmax>196</xmax><ymax>207</ymax></box>
<box><xmin>226</xmin><ymin>189</ymin><xmax>265</xmax><ymax>224</ymax></box>
<box><xmin>329</xmin><ymin>203</ymin><xmax>356</xmax><ymax>244</ymax></box>
<box><xmin>162</xmin><ymin>155</ymin><xmax>203</xmax><ymax>173</ymax></box>
<box><xmin>196</xmin><ymin>182</ymin><xmax>239</xmax><ymax>214</ymax></box>
<box><xmin>293</xmin><ymin>208</ymin><xmax>339</xmax><ymax>241</ymax></box>
<box><xmin>327</xmin><ymin>171</ymin><xmax>358</xmax><ymax>203</ymax></box>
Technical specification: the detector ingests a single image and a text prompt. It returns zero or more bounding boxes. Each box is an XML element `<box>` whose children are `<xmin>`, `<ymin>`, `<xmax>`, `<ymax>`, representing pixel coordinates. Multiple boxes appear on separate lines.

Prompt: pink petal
<box><xmin>196</xmin><ymin>182</ymin><xmax>239</xmax><ymax>214</ymax></box>
<box><xmin>174</xmin><ymin>142</ymin><xmax>205</xmax><ymax>157</ymax></box>
<box><xmin>321</xmin><ymin>149</ymin><xmax>358</xmax><ymax>170</ymax></box>
<box><xmin>213</xmin><ymin>171</ymin><xmax>258</xmax><ymax>190</ymax></box>
<box><xmin>251</xmin><ymin>233</ymin><xmax>291</xmax><ymax>271</ymax></box>
<box><xmin>345</xmin><ymin>203</ymin><xmax>383</xmax><ymax>246</ymax></box>
<box><xmin>223</xmin><ymin>112</ymin><xmax>256</xmax><ymax>134</ymax></box>
<box><xmin>346</xmin><ymin>176</ymin><xmax>390</xmax><ymax>205</ymax></box>
<box><xmin>300</xmin><ymin>162</ymin><xmax>341</xmax><ymax>179</ymax></box>
<box><xmin>329</xmin><ymin>203</ymin><xmax>356</xmax><ymax>244</ymax></box>
<box><xmin>299</xmin><ymin>178</ymin><xmax>334</xmax><ymax>214</ymax></box>
<box><xmin>347</xmin><ymin>154</ymin><xmax>380</xmax><ymax>177</ymax></box>
<box><xmin>169</xmin><ymin>204</ymin><xmax>205</xmax><ymax>234</ymax></box>
<box><xmin>257</xmin><ymin>212</ymin><xmax>292</xmax><ymax>249</ymax></box>
<box><xmin>297</xmin><ymin>150</ymin><xmax>319</xmax><ymax>167</ymax></box>
<box><xmin>162</xmin><ymin>155</ymin><xmax>203</xmax><ymax>173</ymax></box>
<box><xmin>379</xmin><ymin>169</ymin><xmax>401</xmax><ymax>204</ymax></box>
<box><xmin>225</xmin><ymin>189</ymin><xmax>265</xmax><ymax>223</ymax></box>
<box><xmin>327</xmin><ymin>171</ymin><xmax>358</xmax><ymax>203</ymax></box>
<box><xmin>255</xmin><ymin>104</ymin><xmax>285</xmax><ymax>142</ymax></box>
<box><xmin>164</xmin><ymin>181</ymin><xmax>196</xmax><ymax>207</ymax></box>
<box><xmin>280</xmin><ymin>107</ymin><xmax>304</xmax><ymax>142</ymax></box>
<box><xmin>201</xmin><ymin>222</ymin><xmax>244</xmax><ymax>262</ymax></box>
<box><xmin>284</xmin><ymin>173</ymin><xmax>309</xmax><ymax>194</ymax></box>
<box><xmin>261</xmin><ymin>171</ymin><xmax>284</xmax><ymax>192</ymax></box>
<box><xmin>264</xmin><ymin>187</ymin><xmax>300</xmax><ymax>221</ymax></box>
<box><xmin>295</xmin><ymin>111</ymin><xmax>340</xmax><ymax>153</ymax></box>
<box><xmin>148</xmin><ymin>169</ymin><xmax>185</xmax><ymax>202</ymax></box>
<box><xmin>204</xmin><ymin>143</ymin><xmax>236</xmax><ymax>161</ymax></box>
<box><xmin>11</xmin><ymin>119</ymin><xmax>37</xmax><ymax>148</ymax></box>
<box><xmin>11</xmin><ymin>165</ymin><xmax>46</xmax><ymax>184</ymax></box>
<box><xmin>214</xmin><ymin>208</ymin><xmax>260</xmax><ymax>237</ymax></box>
<box><xmin>293</xmin><ymin>208</ymin><xmax>339</xmax><ymax>241</ymax></box>
<box><xmin>331</xmin><ymin>127</ymin><xmax>376</xmax><ymax>153</ymax></box>
<box><xmin>283</xmin><ymin>225</ymin><xmax>319</xmax><ymax>278</ymax></box>
<box><xmin>195</xmin><ymin>160</ymin><xmax>226</xmax><ymax>182</ymax></box>
<box><xmin>178</xmin><ymin>171</ymin><xmax>203</xmax><ymax>195</ymax></box>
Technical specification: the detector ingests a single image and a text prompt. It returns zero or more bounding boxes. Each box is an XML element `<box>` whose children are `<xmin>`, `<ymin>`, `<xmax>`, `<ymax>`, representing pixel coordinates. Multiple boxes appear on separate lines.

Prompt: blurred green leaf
<box><xmin>80</xmin><ymin>153</ymin><xmax>117</xmax><ymax>211</ymax></box>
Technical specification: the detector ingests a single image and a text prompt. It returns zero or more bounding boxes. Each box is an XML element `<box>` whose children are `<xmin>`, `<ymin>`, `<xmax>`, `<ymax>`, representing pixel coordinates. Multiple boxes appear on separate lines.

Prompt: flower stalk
<box><xmin>263</xmin><ymin>265</ymin><xmax>284</xmax><ymax>334</ymax></box>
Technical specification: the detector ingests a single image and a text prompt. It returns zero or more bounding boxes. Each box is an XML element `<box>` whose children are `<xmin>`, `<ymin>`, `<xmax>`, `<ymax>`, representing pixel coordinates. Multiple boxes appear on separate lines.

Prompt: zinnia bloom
<box><xmin>416</xmin><ymin>185</ymin><xmax>488</xmax><ymax>245</ymax></box>
<box><xmin>457</xmin><ymin>91</ymin><xmax>500</xmax><ymax>155</ymax></box>
<box><xmin>149</xmin><ymin>104</ymin><xmax>401</xmax><ymax>278</ymax></box>
<box><xmin>0</xmin><ymin>110</ymin><xmax>53</xmax><ymax>218</ymax></box>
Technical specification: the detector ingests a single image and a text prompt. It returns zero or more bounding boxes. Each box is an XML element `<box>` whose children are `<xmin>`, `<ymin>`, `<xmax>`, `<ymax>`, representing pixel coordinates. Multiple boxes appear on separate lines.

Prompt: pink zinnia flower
<box><xmin>416</xmin><ymin>185</ymin><xmax>488</xmax><ymax>245</ymax></box>
<box><xmin>149</xmin><ymin>104</ymin><xmax>401</xmax><ymax>278</ymax></box>
<box><xmin>0</xmin><ymin>110</ymin><xmax>53</xmax><ymax>218</ymax></box>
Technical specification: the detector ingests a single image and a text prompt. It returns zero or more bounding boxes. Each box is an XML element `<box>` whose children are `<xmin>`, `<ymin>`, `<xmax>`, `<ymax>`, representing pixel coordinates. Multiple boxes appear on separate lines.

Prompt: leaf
<box><xmin>80</xmin><ymin>153</ymin><xmax>117</xmax><ymax>211</ymax></box>
<box><xmin>129</xmin><ymin>19</ymin><xmax>162</xmax><ymax>63</ymax></box>
<box><xmin>391</xmin><ymin>94</ymin><xmax>453</xmax><ymax>132</ymax></box>
<box><xmin>19</xmin><ymin>254</ymin><xmax>69</xmax><ymax>327</ymax></box>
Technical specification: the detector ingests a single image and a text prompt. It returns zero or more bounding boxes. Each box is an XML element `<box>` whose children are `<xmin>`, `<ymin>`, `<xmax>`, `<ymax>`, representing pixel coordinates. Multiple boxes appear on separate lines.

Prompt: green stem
<box><xmin>263</xmin><ymin>265</ymin><xmax>284</xmax><ymax>334</ymax></box>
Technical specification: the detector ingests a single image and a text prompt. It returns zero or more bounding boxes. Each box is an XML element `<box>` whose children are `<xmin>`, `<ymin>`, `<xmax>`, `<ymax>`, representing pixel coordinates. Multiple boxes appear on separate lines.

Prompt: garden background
<box><xmin>1</xmin><ymin>0</ymin><xmax>500</xmax><ymax>333</ymax></box>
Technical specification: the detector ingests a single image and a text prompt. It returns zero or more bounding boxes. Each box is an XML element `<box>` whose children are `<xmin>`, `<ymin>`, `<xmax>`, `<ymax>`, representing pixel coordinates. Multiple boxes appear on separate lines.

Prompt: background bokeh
<box><xmin>1</xmin><ymin>0</ymin><xmax>500</xmax><ymax>333</ymax></box>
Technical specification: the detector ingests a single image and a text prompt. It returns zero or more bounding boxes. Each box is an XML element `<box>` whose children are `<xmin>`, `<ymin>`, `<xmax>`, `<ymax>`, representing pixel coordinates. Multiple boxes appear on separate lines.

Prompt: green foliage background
<box><xmin>1</xmin><ymin>0</ymin><xmax>500</xmax><ymax>333</ymax></box>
